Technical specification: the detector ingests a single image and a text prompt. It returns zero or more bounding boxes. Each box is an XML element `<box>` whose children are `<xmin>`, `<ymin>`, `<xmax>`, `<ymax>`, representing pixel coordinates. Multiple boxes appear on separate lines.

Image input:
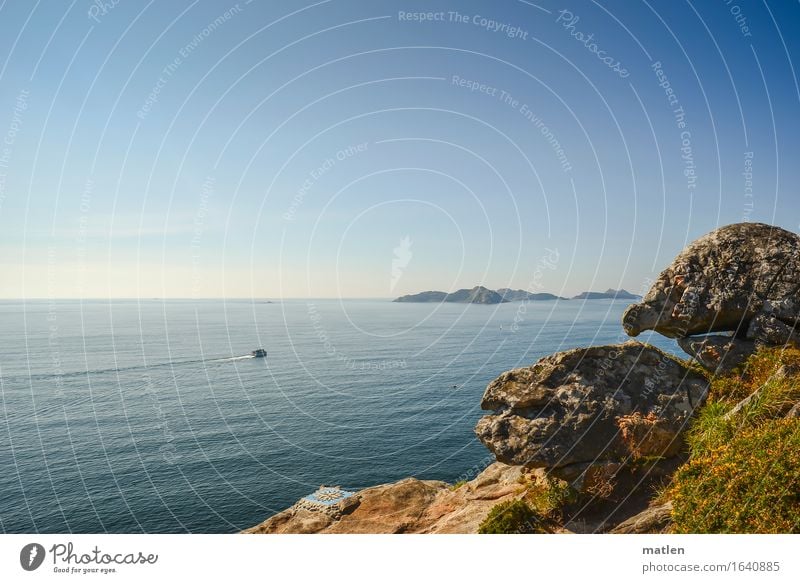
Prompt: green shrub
<box><xmin>478</xmin><ymin>500</ymin><xmax>547</xmax><ymax>534</ymax></box>
<box><xmin>684</xmin><ymin>400</ymin><xmax>735</xmax><ymax>455</ymax></box>
<box><xmin>526</xmin><ymin>476</ymin><xmax>577</xmax><ymax>515</ymax></box>
<box><xmin>669</xmin><ymin>418</ymin><xmax>800</xmax><ymax>533</ymax></box>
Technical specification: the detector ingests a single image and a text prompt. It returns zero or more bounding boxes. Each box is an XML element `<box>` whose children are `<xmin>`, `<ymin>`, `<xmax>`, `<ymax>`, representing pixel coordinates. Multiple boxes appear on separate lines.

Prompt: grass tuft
<box><xmin>666</xmin><ymin>347</ymin><xmax>800</xmax><ymax>533</ymax></box>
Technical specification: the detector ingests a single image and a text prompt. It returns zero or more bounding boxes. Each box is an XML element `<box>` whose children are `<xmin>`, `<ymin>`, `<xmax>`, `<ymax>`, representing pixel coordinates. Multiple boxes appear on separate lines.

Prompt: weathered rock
<box><xmin>414</xmin><ymin>463</ymin><xmax>530</xmax><ymax>534</ymax></box>
<box><xmin>243</xmin><ymin>463</ymin><xmax>533</xmax><ymax>534</ymax></box>
<box><xmin>324</xmin><ymin>478</ymin><xmax>444</xmax><ymax>534</ymax></box>
<box><xmin>246</xmin><ymin>501</ymin><xmax>337</xmax><ymax>534</ymax></box>
<box><xmin>677</xmin><ymin>335</ymin><xmax>755</xmax><ymax>375</ymax></box>
<box><xmin>474</xmin><ymin>342</ymin><xmax>708</xmax><ymax>478</ymax></box>
<box><xmin>747</xmin><ymin>312</ymin><xmax>800</xmax><ymax>347</ymax></box>
<box><xmin>243</xmin><ymin>478</ymin><xmax>447</xmax><ymax>534</ymax></box>
<box><xmin>609</xmin><ymin>501</ymin><xmax>673</xmax><ymax>534</ymax></box>
<box><xmin>763</xmin><ymin>297</ymin><xmax>800</xmax><ymax>325</ymax></box>
<box><xmin>623</xmin><ymin>223</ymin><xmax>800</xmax><ymax>339</ymax></box>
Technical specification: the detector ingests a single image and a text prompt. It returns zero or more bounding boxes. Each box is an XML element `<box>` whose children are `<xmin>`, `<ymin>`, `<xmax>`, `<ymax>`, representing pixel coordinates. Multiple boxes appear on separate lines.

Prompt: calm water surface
<box><xmin>0</xmin><ymin>298</ymin><xmax>673</xmax><ymax>533</ymax></box>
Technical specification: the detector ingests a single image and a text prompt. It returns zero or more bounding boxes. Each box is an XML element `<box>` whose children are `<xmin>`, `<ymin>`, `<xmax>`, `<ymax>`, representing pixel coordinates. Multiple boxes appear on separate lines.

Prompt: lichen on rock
<box><xmin>623</xmin><ymin>223</ymin><xmax>800</xmax><ymax>340</ymax></box>
<box><xmin>474</xmin><ymin>341</ymin><xmax>708</xmax><ymax>478</ymax></box>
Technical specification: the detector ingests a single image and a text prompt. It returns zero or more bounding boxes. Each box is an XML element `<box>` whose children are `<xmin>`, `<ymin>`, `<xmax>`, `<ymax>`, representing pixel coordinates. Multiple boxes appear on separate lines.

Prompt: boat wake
<box><xmin>212</xmin><ymin>355</ymin><xmax>256</xmax><ymax>362</ymax></box>
<box><xmin>8</xmin><ymin>353</ymin><xmax>263</xmax><ymax>383</ymax></box>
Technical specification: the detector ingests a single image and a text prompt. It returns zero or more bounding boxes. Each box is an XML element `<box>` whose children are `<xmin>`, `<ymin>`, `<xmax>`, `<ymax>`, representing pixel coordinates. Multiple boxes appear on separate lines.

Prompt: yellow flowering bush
<box><xmin>669</xmin><ymin>419</ymin><xmax>800</xmax><ymax>533</ymax></box>
<box><xmin>668</xmin><ymin>347</ymin><xmax>800</xmax><ymax>533</ymax></box>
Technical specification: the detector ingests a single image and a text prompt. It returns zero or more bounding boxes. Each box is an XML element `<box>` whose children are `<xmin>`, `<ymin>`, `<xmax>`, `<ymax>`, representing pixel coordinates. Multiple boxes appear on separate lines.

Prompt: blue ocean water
<box><xmin>0</xmin><ymin>298</ymin><xmax>675</xmax><ymax>533</ymax></box>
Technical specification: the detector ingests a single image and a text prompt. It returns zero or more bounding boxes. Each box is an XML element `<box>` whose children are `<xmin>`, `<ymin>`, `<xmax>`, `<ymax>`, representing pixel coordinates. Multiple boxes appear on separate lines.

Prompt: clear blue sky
<box><xmin>0</xmin><ymin>0</ymin><xmax>798</xmax><ymax>298</ymax></box>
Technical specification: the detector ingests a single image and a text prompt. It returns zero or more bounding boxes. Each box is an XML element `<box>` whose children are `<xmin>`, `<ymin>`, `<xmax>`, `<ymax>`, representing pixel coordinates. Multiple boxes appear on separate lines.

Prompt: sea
<box><xmin>0</xmin><ymin>298</ymin><xmax>676</xmax><ymax>533</ymax></box>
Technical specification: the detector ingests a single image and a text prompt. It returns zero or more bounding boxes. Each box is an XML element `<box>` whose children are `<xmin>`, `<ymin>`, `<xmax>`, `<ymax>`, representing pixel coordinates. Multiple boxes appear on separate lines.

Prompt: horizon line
<box><xmin>0</xmin><ymin>294</ymin><xmax>639</xmax><ymax>301</ymax></box>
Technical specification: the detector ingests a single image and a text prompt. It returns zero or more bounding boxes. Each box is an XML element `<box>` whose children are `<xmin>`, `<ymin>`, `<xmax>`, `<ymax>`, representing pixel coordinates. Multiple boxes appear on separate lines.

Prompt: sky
<box><xmin>0</xmin><ymin>0</ymin><xmax>798</xmax><ymax>298</ymax></box>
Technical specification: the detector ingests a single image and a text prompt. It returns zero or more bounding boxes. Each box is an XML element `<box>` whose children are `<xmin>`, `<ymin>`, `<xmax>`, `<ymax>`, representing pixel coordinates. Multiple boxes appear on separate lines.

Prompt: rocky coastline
<box><xmin>246</xmin><ymin>223</ymin><xmax>800</xmax><ymax>534</ymax></box>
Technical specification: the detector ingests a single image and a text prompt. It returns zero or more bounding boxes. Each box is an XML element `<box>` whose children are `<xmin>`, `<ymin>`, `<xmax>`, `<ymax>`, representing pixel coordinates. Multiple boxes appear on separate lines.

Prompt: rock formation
<box><xmin>623</xmin><ymin>223</ymin><xmax>800</xmax><ymax>373</ymax></box>
<box><xmin>677</xmin><ymin>336</ymin><xmax>755</xmax><ymax>375</ymax></box>
<box><xmin>474</xmin><ymin>342</ymin><xmax>708</xmax><ymax>483</ymax></box>
<box><xmin>747</xmin><ymin>312</ymin><xmax>800</xmax><ymax>347</ymax></box>
<box><xmin>623</xmin><ymin>223</ymin><xmax>800</xmax><ymax>339</ymax></box>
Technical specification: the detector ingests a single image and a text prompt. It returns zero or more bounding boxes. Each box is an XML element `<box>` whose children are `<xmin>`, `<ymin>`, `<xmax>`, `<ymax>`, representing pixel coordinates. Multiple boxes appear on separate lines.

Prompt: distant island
<box><xmin>394</xmin><ymin>286</ymin><xmax>506</xmax><ymax>304</ymax></box>
<box><xmin>497</xmin><ymin>288</ymin><xmax>565</xmax><ymax>302</ymax></box>
<box><xmin>393</xmin><ymin>286</ymin><xmax>639</xmax><ymax>304</ymax></box>
<box><xmin>571</xmin><ymin>288</ymin><xmax>640</xmax><ymax>300</ymax></box>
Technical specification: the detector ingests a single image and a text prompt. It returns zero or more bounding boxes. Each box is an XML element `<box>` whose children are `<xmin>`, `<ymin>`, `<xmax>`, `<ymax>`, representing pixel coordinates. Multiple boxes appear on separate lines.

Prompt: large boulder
<box><xmin>474</xmin><ymin>342</ymin><xmax>708</xmax><ymax>479</ymax></box>
<box><xmin>623</xmin><ymin>223</ymin><xmax>800</xmax><ymax>339</ymax></box>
